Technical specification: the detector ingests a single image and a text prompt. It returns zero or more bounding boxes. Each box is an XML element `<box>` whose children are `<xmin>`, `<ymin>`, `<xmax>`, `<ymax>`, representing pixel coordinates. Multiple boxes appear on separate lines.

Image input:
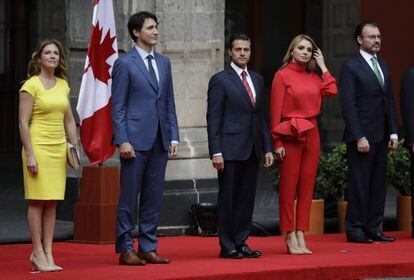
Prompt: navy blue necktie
<box><xmin>147</xmin><ymin>54</ymin><xmax>159</xmax><ymax>91</ymax></box>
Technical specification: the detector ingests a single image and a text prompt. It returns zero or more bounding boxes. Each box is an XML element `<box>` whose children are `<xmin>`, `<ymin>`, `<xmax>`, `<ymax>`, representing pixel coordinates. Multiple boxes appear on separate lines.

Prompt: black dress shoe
<box><xmin>346</xmin><ymin>234</ymin><xmax>374</xmax><ymax>243</ymax></box>
<box><xmin>368</xmin><ymin>232</ymin><xmax>395</xmax><ymax>242</ymax></box>
<box><xmin>219</xmin><ymin>249</ymin><xmax>243</xmax><ymax>259</ymax></box>
<box><xmin>237</xmin><ymin>244</ymin><xmax>262</xmax><ymax>258</ymax></box>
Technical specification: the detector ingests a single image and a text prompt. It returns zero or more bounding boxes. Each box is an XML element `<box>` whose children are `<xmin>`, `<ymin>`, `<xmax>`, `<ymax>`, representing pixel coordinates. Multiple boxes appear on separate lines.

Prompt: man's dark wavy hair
<box><xmin>128</xmin><ymin>11</ymin><xmax>158</xmax><ymax>42</ymax></box>
<box><xmin>228</xmin><ymin>33</ymin><xmax>251</xmax><ymax>50</ymax></box>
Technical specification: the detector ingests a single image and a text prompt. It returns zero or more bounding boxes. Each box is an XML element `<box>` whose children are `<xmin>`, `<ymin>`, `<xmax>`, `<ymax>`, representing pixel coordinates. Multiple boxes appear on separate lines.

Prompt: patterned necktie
<box><xmin>147</xmin><ymin>54</ymin><xmax>159</xmax><ymax>91</ymax></box>
<box><xmin>241</xmin><ymin>71</ymin><xmax>255</xmax><ymax>106</ymax></box>
<box><xmin>371</xmin><ymin>57</ymin><xmax>384</xmax><ymax>86</ymax></box>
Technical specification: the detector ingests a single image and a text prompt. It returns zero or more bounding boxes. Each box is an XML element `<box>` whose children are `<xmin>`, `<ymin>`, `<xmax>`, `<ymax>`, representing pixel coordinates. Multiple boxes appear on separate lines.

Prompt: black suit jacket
<box><xmin>400</xmin><ymin>65</ymin><xmax>414</xmax><ymax>146</ymax></box>
<box><xmin>206</xmin><ymin>67</ymin><xmax>273</xmax><ymax>161</ymax></box>
<box><xmin>339</xmin><ymin>53</ymin><xmax>398</xmax><ymax>143</ymax></box>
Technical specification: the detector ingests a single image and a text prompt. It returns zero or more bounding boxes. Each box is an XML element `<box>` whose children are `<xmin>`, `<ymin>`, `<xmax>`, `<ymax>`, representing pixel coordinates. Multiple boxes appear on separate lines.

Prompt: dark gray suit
<box><xmin>340</xmin><ymin>53</ymin><xmax>398</xmax><ymax>237</ymax></box>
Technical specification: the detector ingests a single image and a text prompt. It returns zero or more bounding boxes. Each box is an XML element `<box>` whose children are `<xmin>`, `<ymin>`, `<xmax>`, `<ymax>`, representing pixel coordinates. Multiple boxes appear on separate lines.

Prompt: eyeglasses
<box><xmin>361</xmin><ymin>35</ymin><xmax>382</xmax><ymax>40</ymax></box>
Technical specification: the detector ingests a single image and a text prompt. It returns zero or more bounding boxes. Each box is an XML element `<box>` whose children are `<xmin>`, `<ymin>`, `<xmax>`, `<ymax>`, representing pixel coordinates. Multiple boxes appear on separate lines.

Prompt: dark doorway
<box><xmin>0</xmin><ymin>0</ymin><xmax>29</xmax><ymax>152</ymax></box>
<box><xmin>225</xmin><ymin>0</ymin><xmax>306</xmax><ymax>92</ymax></box>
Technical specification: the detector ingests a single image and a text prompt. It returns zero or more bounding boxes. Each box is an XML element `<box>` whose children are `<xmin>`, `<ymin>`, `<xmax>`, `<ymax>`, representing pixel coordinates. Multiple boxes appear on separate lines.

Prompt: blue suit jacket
<box><xmin>111</xmin><ymin>48</ymin><xmax>179</xmax><ymax>151</ymax></box>
<box><xmin>206</xmin><ymin>67</ymin><xmax>273</xmax><ymax>161</ymax></box>
<box><xmin>339</xmin><ymin>53</ymin><xmax>398</xmax><ymax>143</ymax></box>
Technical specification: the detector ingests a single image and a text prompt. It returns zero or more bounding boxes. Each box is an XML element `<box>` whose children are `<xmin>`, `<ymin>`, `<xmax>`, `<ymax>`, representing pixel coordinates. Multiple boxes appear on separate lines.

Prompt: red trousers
<box><xmin>278</xmin><ymin>118</ymin><xmax>320</xmax><ymax>232</ymax></box>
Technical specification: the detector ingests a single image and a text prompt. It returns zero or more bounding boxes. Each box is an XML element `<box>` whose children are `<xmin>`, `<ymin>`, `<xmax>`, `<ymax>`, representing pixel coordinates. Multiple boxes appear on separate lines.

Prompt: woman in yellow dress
<box><xmin>18</xmin><ymin>39</ymin><xmax>78</xmax><ymax>272</ymax></box>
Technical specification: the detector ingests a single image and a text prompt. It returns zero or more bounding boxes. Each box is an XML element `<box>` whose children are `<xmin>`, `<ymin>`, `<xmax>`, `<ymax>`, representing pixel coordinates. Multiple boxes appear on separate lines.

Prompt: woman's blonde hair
<box><xmin>280</xmin><ymin>34</ymin><xmax>319</xmax><ymax>72</ymax></box>
<box><xmin>26</xmin><ymin>39</ymin><xmax>67</xmax><ymax>81</ymax></box>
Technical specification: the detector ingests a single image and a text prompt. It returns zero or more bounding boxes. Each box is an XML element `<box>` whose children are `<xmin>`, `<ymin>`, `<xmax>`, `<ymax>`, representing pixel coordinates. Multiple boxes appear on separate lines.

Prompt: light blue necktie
<box><xmin>371</xmin><ymin>57</ymin><xmax>384</xmax><ymax>86</ymax></box>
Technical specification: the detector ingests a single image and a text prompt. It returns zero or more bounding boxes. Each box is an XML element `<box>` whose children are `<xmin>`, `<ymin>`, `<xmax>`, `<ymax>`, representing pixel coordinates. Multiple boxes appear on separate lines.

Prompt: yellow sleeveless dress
<box><xmin>20</xmin><ymin>76</ymin><xmax>69</xmax><ymax>200</ymax></box>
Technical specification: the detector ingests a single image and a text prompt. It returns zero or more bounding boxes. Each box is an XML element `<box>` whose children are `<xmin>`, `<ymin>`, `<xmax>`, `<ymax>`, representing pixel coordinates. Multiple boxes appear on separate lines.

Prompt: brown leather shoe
<box><xmin>119</xmin><ymin>251</ymin><xmax>146</xmax><ymax>266</ymax></box>
<box><xmin>137</xmin><ymin>251</ymin><xmax>170</xmax><ymax>264</ymax></box>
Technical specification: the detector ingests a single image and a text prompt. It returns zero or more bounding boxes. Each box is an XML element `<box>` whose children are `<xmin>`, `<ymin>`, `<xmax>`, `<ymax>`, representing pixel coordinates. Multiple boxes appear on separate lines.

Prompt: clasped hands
<box><xmin>119</xmin><ymin>142</ymin><xmax>179</xmax><ymax>159</ymax></box>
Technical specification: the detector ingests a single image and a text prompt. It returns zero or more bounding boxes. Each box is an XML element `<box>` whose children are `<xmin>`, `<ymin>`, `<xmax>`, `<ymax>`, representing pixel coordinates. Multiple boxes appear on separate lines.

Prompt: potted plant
<box><xmin>387</xmin><ymin>139</ymin><xmax>411</xmax><ymax>230</ymax></box>
<box><xmin>318</xmin><ymin>145</ymin><xmax>348</xmax><ymax>232</ymax></box>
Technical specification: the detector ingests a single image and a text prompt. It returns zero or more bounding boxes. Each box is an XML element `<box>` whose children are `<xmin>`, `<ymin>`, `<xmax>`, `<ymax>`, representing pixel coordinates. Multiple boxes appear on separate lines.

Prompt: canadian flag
<box><xmin>77</xmin><ymin>0</ymin><xmax>117</xmax><ymax>165</ymax></box>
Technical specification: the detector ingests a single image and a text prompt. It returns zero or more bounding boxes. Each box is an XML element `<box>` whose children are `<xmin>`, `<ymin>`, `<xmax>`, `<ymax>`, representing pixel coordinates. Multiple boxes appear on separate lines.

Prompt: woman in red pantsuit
<box><xmin>270</xmin><ymin>34</ymin><xmax>337</xmax><ymax>255</ymax></box>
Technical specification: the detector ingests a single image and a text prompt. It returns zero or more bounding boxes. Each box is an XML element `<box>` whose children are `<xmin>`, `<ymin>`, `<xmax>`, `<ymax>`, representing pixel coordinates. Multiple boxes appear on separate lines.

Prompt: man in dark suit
<box><xmin>111</xmin><ymin>11</ymin><xmax>179</xmax><ymax>265</ymax></box>
<box><xmin>206</xmin><ymin>33</ymin><xmax>274</xmax><ymax>259</ymax></box>
<box><xmin>340</xmin><ymin>21</ymin><xmax>398</xmax><ymax>243</ymax></box>
<box><xmin>400</xmin><ymin>64</ymin><xmax>414</xmax><ymax>238</ymax></box>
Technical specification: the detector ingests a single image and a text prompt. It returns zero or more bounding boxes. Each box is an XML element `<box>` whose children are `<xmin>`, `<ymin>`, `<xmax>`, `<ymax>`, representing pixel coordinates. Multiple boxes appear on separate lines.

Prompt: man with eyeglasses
<box><xmin>340</xmin><ymin>21</ymin><xmax>398</xmax><ymax>244</ymax></box>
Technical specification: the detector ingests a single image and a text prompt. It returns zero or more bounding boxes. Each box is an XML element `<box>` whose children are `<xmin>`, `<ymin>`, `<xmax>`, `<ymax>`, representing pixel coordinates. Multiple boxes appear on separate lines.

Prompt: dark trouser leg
<box><xmin>366</xmin><ymin>142</ymin><xmax>388</xmax><ymax>235</ymax></box>
<box><xmin>138</xmin><ymin>133</ymin><xmax>168</xmax><ymax>253</ymax></box>
<box><xmin>345</xmin><ymin>143</ymin><xmax>374</xmax><ymax>236</ymax></box>
<box><xmin>233</xmin><ymin>153</ymin><xmax>259</xmax><ymax>246</ymax></box>
<box><xmin>217</xmin><ymin>161</ymin><xmax>239</xmax><ymax>251</ymax></box>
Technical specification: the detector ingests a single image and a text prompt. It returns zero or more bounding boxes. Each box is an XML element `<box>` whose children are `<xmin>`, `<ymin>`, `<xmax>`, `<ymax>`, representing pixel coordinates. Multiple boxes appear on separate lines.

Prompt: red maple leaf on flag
<box><xmin>86</xmin><ymin>20</ymin><xmax>116</xmax><ymax>85</ymax></box>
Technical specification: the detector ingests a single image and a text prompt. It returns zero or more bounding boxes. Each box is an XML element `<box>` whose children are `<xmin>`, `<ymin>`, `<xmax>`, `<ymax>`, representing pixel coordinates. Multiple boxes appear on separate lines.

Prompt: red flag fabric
<box><xmin>76</xmin><ymin>0</ymin><xmax>117</xmax><ymax>165</ymax></box>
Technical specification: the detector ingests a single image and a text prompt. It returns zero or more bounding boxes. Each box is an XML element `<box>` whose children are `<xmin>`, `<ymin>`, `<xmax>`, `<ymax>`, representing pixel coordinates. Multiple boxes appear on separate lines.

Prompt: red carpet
<box><xmin>1</xmin><ymin>232</ymin><xmax>414</xmax><ymax>280</ymax></box>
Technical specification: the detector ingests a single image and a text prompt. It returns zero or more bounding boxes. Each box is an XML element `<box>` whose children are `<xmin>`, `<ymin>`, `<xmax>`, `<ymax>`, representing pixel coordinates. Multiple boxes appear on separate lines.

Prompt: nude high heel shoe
<box><xmin>296</xmin><ymin>231</ymin><xmax>312</xmax><ymax>255</ymax></box>
<box><xmin>285</xmin><ymin>232</ymin><xmax>303</xmax><ymax>255</ymax></box>
<box><xmin>53</xmin><ymin>265</ymin><xmax>63</xmax><ymax>271</ymax></box>
<box><xmin>30</xmin><ymin>253</ymin><xmax>55</xmax><ymax>272</ymax></box>
<box><xmin>44</xmin><ymin>251</ymin><xmax>63</xmax><ymax>271</ymax></box>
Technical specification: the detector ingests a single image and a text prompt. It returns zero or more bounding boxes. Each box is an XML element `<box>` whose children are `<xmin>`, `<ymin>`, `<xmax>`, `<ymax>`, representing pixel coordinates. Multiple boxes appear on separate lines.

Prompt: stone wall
<box><xmin>156</xmin><ymin>0</ymin><xmax>224</xmax><ymax>180</ymax></box>
<box><xmin>65</xmin><ymin>0</ymin><xmax>224</xmax><ymax>181</ymax></box>
<box><xmin>319</xmin><ymin>0</ymin><xmax>360</xmax><ymax>149</ymax></box>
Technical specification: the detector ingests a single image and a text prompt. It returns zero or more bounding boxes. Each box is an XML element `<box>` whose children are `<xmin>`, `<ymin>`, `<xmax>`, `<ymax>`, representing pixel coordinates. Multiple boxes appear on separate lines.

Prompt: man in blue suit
<box><xmin>111</xmin><ymin>11</ymin><xmax>179</xmax><ymax>265</ymax></box>
<box><xmin>207</xmin><ymin>34</ymin><xmax>274</xmax><ymax>259</ymax></box>
<box><xmin>340</xmin><ymin>21</ymin><xmax>398</xmax><ymax>243</ymax></box>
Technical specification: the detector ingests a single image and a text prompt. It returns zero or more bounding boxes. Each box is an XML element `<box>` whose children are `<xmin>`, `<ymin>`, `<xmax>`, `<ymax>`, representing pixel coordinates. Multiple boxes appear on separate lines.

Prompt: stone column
<box><xmin>155</xmin><ymin>0</ymin><xmax>225</xmax><ymax>181</ymax></box>
<box><xmin>319</xmin><ymin>0</ymin><xmax>360</xmax><ymax>149</ymax></box>
<box><xmin>154</xmin><ymin>0</ymin><xmax>225</xmax><ymax>234</ymax></box>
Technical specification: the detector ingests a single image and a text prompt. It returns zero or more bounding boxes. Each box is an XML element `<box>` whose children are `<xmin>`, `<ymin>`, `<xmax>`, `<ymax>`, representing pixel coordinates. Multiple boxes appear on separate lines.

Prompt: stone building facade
<box><xmin>1</xmin><ymin>0</ymin><xmax>363</xmax><ymax>233</ymax></box>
